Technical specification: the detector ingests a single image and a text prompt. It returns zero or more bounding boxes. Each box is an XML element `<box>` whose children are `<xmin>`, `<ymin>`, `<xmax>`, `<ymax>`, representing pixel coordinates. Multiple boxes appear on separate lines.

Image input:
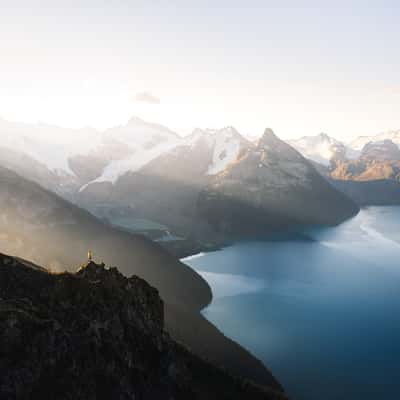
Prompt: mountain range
<box><xmin>0</xmin><ymin>117</ymin><xmax>360</xmax><ymax>254</ymax></box>
<box><xmin>288</xmin><ymin>130</ymin><xmax>400</xmax><ymax>166</ymax></box>
<box><xmin>2</xmin><ymin>116</ymin><xmax>399</xmax><ymax>192</ymax></box>
<box><xmin>3</xmin><ymin>114</ymin><xmax>399</xmax><ymax>246</ymax></box>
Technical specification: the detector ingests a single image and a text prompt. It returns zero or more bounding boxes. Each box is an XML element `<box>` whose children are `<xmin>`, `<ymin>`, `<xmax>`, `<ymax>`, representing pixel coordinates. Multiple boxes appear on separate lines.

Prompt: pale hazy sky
<box><xmin>1</xmin><ymin>0</ymin><xmax>400</xmax><ymax>140</ymax></box>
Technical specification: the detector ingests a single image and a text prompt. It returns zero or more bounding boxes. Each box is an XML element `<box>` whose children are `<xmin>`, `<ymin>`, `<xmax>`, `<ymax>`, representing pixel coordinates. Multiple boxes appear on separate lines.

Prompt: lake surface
<box><xmin>183</xmin><ymin>207</ymin><xmax>400</xmax><ymax>400</ymax></box>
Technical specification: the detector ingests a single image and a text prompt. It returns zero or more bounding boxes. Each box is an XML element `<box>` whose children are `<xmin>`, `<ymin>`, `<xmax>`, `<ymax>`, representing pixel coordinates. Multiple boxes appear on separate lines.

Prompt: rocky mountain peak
<box><xmin>257</xmin><ymin>128</ymin><xmax>303</xmax><ymax>161</ymax></box>
<box><xmin>259</xmin><ymin>128</ymin><xmax>279</xmax><ymax>144</ymax></box>
<box><xmin>317</xmin><ymin>132</ymin><xmax>332</xmax><ymax>141</ymax></box>
<box><xmin>257</xmin><ymin>128</ymin><xmax>286</xmax><ymax>153</ymax></box>
<box><xmin>76</xmin><ymin>260</ymin><xmax>127</xmax><ymax>285</ymax></box>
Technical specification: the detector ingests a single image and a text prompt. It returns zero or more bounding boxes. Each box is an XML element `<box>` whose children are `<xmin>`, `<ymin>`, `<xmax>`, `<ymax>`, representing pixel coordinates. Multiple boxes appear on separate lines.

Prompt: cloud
<box><xmin>134</xmin><ymin>91</ymin><xmax>161</xmax><ymax>105</ymax></box>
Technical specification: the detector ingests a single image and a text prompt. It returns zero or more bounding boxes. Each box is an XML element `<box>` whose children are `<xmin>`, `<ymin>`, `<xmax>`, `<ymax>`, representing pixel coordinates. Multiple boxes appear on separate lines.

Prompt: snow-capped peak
<box><xmin>349</xmin><ymin>130</ymin><xmax>400</xmax><ymax>151</ymax></box>
<box><xmin>80</xmin><ymin>117</ymin><xmax>181</xmax><ymax>186</ymax></box>
<box><xmin>0</xmin><ymin>118</ymin><xmax>102</xmax><ymax>175</ymax></box>
<box><xmin>183</xmin><ymin>127</ymin><xmax>247</xmax><ymax>175</ymax></box>
<box><xmin>0</xmin><ymin>115</ymin><xmax>183</xmax><ymax>187</ymax></box>
<box><xmin>286</xmin><ymin>133</ymin><xmax>346</xmax><ymax>166</ymax></box>
<box><xmin>207</xmin><ymin>127</ymin><xmax>244</xmax><ymax>175</ymax></box>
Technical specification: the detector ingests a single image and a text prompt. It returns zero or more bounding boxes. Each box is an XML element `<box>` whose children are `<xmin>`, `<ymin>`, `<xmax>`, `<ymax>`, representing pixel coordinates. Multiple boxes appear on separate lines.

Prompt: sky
<box><xmin>1</xmin><ymin>0</ymin><xmax>400</xmax><ymax>141</ymax></box>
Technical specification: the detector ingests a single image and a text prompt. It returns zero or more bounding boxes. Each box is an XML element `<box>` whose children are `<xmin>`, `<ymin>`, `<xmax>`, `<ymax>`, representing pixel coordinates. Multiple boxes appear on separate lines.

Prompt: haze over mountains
<box><xmin>1</xmin><ymin>113</ymin><xmax>399</xmax><ymax>251</ymax></box>
<box><xmin>0</xmin><ymin>116</ymin><xmax>364</xmax><ymax>249</ymax></box>
<box><xmin>288</xmin><ymin>130</ymin><xmax>400</xmax><ymax>166</ymax></box>
<box><xmin>4</xmin><ymin>113</ymin><xmax>400</xmax><ymax>250</ymax></box>
<box><xmin>2</xmin><ymin>115</ymin><xmax>398</xmax><ymax>187</ymax></box>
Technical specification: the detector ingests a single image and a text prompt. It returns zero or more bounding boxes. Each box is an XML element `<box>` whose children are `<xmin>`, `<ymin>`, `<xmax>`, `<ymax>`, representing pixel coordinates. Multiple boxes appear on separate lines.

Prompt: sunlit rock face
<box><xmin>328</xmin><ymin>140</ymin><xmax>400</xmax><ymax>187</ymax></box>
<box><xmin>0</xmin><ymin>254</ymin><xmax>286</xmax><ymax>400</ymax></box>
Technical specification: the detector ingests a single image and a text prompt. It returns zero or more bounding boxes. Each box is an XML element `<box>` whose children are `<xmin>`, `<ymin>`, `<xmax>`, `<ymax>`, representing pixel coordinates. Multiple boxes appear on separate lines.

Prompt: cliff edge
<box><xmin>0</xmin><ymin>254</ymin><xmax>286</xmax><ymax>400</ymax></box>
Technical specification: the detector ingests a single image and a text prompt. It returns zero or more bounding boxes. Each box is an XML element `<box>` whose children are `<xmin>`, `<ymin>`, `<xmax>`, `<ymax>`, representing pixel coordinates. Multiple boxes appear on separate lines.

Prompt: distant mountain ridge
<box><xmin>287</xmin><ymin>131</ymin><xmax>400</xmax><ymax>205</ymax></box>
<box><xmin>349</xmin><ymin>129</ymin><xmax>400</xmax><ymax>153</ymax></box>
<box><xmin>0</xmin><ymin>116</ymin><xmax>180</xmax><ymax>195</ymax></box>
<box><xmin>0</xmin><ymin>116</ymin><xmax>359</xmax><ymax>242</ymax></box>
<box><xmin>288</xmin><ymin>130</ymin><xmax>400</xmax><ymax>166</ymax></box>
<box><xmin>2</xmin><ymin>115</ymin><xmax>400</xmax><ymax>185</ymax></box>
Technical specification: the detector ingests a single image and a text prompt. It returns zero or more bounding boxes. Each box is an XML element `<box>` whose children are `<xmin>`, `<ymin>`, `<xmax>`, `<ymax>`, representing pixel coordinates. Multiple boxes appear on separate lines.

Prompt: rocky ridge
<box><xmin>0</xmin><ymin>254</ymin><xmax>286</xmax><ymax>400</ymax></box>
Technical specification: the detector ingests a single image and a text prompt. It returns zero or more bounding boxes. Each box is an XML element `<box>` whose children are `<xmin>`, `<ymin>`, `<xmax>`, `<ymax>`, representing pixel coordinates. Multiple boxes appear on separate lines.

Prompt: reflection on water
<box><xmin>183</xmin><ymin>207</ymin><xmax>400</xmax><ymax>400</ymax></box>
<box><xmin>196</xmin><ymin>271</ymin><xmax>265</xmax><ymax>299</ymax></box>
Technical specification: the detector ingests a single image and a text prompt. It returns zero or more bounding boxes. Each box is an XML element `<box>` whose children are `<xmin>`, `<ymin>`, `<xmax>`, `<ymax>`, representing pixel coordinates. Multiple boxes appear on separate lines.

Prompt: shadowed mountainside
<box><xmin>0</xmin><ymin>166</ymin><xmax>282</xmax><ymax>391</ymax></box>
<box><xmin>329</xmin><ymin>179</ymin><xmax>400</xmax><ymax>206</ymax></box>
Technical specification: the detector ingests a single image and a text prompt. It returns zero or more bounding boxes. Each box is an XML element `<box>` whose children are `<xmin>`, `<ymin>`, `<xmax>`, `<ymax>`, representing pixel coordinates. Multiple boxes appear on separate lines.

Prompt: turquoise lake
<box><xmin>183</xmin><ymin>207</ymin><xmax>400</xmax><ymax>400</ymax></box>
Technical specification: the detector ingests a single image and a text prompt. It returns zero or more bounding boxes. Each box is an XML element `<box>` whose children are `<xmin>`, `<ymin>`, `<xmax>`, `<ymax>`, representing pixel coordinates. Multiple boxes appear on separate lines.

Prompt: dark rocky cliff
<box><xmin>0</xmin><ymin>254</ymin><xmax>286</xmax><ymax>400</ymax></box>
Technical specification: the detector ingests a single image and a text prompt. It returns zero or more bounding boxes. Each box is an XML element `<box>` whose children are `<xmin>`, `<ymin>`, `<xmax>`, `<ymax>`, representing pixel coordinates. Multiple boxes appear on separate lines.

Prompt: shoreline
<box><xmin>179</xmin><ymin>230</ymin><xmax>317</xmax><ymax>261</ymax></box>
<box><xmin>178</xmin><ymin>240</ymin><xmax>286</xmax><ymax>394</ymax></box>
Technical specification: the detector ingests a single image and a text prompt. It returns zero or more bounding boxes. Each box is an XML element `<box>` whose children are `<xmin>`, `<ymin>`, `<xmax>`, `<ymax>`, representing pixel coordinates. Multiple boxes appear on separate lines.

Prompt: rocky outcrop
<box><xmin>0</xmin><ymin>254</ymin><xmax>286</xmax><ymax>400</ymax></box>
